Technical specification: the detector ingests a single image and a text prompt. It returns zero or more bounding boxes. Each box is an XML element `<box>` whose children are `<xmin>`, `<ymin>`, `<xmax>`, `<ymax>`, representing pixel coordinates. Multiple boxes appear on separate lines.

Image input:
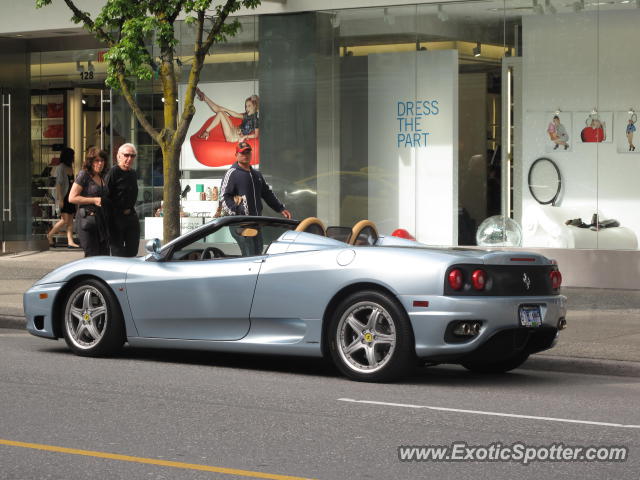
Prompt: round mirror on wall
<box><xmin>528</xmin><ymin>157</ymin><xmax>562</xmax><ymax>206</ymax></box>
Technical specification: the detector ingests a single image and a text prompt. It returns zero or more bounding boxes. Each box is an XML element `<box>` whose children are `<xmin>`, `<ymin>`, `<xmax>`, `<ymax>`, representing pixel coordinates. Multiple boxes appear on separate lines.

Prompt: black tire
<box><xmin>62</xmin><ymin>279</ymin><xmax>125</xmax><ymax>356</ymax></box>
<box><xmin>328</xmin><ymin>290</ymin><xmax>415</xmax><ymax>382</ymax></box>
<box><xmin>461</xmin><ymin>352</ymin><xmax>530</xmax><ymax>374</ymax></box>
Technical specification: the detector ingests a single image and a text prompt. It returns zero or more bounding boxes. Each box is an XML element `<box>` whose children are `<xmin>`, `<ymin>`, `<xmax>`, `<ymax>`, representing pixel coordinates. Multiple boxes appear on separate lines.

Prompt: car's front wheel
<box><xmin>328</xmin><ymin>290</ymin><xmax>415</xmax><ymax>382</ymax></box>
<box><xmin>62</xmin><ymin>279</ymin><xmax>125</xmax><ymax>356</ymax></box>
<box><xmin>461</xmin><ymin>352</ymin><xmax>530</xmax><ymax>373</ymax></box>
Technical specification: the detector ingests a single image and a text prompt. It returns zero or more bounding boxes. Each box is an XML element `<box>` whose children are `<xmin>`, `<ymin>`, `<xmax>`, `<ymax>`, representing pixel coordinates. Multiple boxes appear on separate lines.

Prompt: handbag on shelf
<box><xmin>47</xmin><ymin>103</ymin><xmax>64</xmax><ymax>118</ymax></box>
<box><xmin>32</xmin><ymin>104</ymin><xmax>48</xmax><ymax>118</ymax></box>
<box><xmin>43</xmin><ymin>124</ymin><xmax>64</xmax><ymax>138</ymax></box>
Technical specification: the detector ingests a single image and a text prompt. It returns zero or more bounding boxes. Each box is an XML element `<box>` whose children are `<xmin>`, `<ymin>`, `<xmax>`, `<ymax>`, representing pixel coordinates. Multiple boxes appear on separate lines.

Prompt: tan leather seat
<box><xmin>348</xmin><ymin>220</ymin><xmax>379</xmax><ymax>246</ymax></box>
<box><xmin>295</xmin><ymin>217</ymin><xmax>326</xmax><ymax>236</ymax></box>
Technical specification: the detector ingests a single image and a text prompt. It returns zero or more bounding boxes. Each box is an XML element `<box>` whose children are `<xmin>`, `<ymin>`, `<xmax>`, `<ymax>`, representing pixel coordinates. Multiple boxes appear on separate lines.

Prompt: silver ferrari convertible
<box><xmin>24</xmin><ymin>216</ymin><xmax>567</xmax><ymax>382</ymax></box>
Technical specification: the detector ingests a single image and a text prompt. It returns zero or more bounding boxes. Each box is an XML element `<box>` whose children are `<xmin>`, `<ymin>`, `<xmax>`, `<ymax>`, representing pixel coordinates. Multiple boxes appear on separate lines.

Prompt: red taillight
<box><xmin>471</xmin><ymin>269</ymin><xmax>487</xmax><ymax>291</ymax></box>
<box><xmin>448</xmin><ymin>269</ymin><xmax>464</xmax><ymax>290</ymax></box>
<box><xmin>550</xmin><ymin>270</ymin><xmax>562</xmax><ymax>289</ymax></box>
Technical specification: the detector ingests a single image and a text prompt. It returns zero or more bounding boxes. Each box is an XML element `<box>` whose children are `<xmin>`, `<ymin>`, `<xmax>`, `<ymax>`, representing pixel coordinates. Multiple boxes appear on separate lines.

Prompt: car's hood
<box><xmin>34</xmin><ymin>256</ymin><xmax>146</xmax><ymax>286</ymax></box>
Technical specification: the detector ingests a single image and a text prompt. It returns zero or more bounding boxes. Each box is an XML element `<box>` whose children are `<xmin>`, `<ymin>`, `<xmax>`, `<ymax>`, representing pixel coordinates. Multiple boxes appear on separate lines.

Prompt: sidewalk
<box><xmin>1</xmin><ymin>249</ymin><xmax>639</xmax><ymax>368</ymax></box>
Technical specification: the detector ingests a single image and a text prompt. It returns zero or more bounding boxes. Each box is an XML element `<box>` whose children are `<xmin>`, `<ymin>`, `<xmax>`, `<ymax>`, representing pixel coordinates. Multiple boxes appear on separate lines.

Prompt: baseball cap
<box><xmin>236</xmin><ymin>141</ymin><xmax>252</xmax><ymax>153</ymax></box>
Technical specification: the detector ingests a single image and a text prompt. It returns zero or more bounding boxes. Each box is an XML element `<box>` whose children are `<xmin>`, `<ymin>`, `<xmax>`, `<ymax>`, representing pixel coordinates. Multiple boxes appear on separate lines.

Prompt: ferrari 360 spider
<box><xmin>24</xmin><ymin>216</ymin><xmax>566</xmax><ymax>382</ymax></box>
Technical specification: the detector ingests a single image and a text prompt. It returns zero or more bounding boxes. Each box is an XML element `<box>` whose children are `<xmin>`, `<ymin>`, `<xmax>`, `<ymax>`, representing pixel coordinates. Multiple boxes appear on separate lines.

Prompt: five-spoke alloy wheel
<box><xmin>328</xmin><ymin>290</ymin><xmax>414</xmax><ymax>382</ymax></box>
<box><xmin>62</xmin><ymin>279</ymin><xmax>125</xmax><ymax>356</ymax></box>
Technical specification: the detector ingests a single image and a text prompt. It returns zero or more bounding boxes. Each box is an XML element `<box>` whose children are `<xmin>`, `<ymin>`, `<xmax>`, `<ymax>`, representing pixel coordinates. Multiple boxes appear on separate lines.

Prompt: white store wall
<box><xmin>521</xmin><ymin>10</ymin><xmax>640</xmax><ymax>249</ymax></box>
<box><xmin>368</xmin><ymin>50</ymin><xmax>458</xmax><ymax>245</ymax></box>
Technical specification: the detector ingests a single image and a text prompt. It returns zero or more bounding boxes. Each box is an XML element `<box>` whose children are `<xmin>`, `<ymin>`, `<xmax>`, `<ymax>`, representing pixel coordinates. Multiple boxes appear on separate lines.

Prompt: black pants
<box><xmin>110</xmin><ymin>212</ymin><xmax>140</xmax><ymax>257</ymax></box>
<box><xmin>76</xmin><ymin>214</ymin><xmax>109</xmax><ymax>257</ymax></box>
<box><xmin>230</xmin><ymin>227</ymin><xmax>264</xmax><ymax>256</ymax></box>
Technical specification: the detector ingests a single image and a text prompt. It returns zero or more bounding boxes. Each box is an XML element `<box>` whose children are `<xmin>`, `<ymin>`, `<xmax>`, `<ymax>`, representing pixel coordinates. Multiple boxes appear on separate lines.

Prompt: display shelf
<box><xmin>32</xmin><ymin>117</ymin><xmax>64</xmax><ymax>122</ymax></box>
<box><xmin>31</xmin><ymin>91</ymin><xmax>67</xmax><ymax>238</ymax></box>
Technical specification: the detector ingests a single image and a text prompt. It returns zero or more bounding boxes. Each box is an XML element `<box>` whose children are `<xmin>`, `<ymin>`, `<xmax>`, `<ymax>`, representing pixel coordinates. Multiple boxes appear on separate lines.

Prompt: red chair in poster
<box><xmin>189</xmin><ymin>116</ymin><xmax>260</xmax><ymax>168</ymax></box>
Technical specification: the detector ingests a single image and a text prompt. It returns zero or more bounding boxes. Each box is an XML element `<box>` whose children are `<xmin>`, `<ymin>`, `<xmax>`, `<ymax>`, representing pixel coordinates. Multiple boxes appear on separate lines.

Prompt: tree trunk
<box><xmin>162</xmin><ymin>145</ymin><xmax>181</xmax><ymax>242</ymax></box>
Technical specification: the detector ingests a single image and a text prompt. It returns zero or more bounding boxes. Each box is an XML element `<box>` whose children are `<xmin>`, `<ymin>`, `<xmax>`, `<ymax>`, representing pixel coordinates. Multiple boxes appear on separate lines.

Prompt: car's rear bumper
<box><xmin>398</xmin><ymin>294</ymin><xmax>566</xmax><ymax>361</ymax></box>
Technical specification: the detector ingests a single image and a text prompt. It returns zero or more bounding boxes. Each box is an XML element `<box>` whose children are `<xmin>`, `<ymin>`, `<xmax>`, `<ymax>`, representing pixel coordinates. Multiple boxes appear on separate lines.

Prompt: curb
<box><xmin>526</xmin><ymin>354</ymin><xmax>640</xmax><ymax>378</ymax></box>
<box><xmin>0</xmin><ymin>315</ymin><xmax>26</xmax><ymax>330</ymax></box>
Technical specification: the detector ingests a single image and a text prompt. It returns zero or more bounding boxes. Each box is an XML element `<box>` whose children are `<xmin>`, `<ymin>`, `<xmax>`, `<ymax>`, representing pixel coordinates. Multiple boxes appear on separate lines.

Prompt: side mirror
<box><xmin>145</xmin><ymin>238</ymin><xmax>163</xmax><ymax>261</ymax></box>
<box><xmin>145</xmin><ymin>238</ymin><xmax>161</xmax><ymax>254</ymax></box>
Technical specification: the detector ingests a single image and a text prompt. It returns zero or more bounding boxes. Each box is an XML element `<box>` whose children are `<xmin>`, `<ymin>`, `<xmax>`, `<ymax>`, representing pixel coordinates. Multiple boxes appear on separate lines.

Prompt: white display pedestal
<box><xmin>144</xmin><ymin>216</ymin><xmax>214</xmax><ymax>240</ymax></box>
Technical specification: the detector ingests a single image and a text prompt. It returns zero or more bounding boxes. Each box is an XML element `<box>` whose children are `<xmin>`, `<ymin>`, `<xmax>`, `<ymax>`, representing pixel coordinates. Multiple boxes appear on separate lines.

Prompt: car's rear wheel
<box><xmin>62</xmin><ymin>279</ymin><xmax>125</xmax><ymax>356</ymax></box>
<box><xmin>461</xmin><ymin>352</ymin><xmax>530</xmax><ymax>373</ymax></box>
<box><xmin>328</xmin><ymin>290</ymin><xmax>414</xmax><ymax>382</ymax></box>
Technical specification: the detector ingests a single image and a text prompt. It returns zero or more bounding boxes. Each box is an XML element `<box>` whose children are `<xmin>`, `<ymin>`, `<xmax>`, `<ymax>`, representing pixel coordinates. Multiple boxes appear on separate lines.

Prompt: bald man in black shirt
<box><xmin>106</xmin><ymin>143</ymin><xmax>140</xmax><ymax>257</ymax></box>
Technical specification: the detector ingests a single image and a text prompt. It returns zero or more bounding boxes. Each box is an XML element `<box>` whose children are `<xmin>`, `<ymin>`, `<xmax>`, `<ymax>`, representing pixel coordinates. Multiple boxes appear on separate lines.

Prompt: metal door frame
<box><xmin>1</xmin><ymin>88</ymin><xmax>12</xmax><ymax>245</ymax></box>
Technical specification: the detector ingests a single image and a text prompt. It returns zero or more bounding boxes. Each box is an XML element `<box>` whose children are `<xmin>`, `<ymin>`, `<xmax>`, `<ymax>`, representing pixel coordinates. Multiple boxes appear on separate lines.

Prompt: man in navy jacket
<box><xmin>219</xmin><ymin>142</ymin><xmax>291</xmax><ymax>255</ymax></box>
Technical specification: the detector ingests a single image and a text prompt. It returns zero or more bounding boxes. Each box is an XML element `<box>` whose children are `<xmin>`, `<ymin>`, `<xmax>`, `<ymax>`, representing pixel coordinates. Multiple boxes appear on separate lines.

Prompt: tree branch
<box><xmin>199</xmin><ymin>0</ymin><xmax>237</xmax><ymax>57</ymax></box>
<box><xmin>174</xmin><ymin>10</ymin><xmax>206</xmax><ymax>151</ymax></box>
<box><xmin>115</xmin><ymin>70</ymin><xmax>161</xmax><ymax>145</ymax></box>
<box><xmin>169</xmin><ymin>0</ymin><xmax>188</xmax><ymax>23</ymax></box>
<box><xmin>61</xmin><ymin>0</ymin><xmax>116</xmax><ymax>46</ymax></box>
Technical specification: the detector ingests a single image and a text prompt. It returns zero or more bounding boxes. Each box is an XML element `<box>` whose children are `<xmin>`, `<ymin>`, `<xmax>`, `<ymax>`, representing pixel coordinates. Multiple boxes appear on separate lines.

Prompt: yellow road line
<box><xmin>0</xmin><ymin>438</ymin><xmax>316</xmax><ymax>480</ymax></box>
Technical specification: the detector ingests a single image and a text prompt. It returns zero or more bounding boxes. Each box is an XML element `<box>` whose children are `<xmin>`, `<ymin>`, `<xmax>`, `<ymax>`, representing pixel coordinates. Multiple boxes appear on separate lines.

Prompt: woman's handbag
<box><xmin>77</xmin><ymin>208</ymin><xmax>97</xmax><ymax>231</ymax></box>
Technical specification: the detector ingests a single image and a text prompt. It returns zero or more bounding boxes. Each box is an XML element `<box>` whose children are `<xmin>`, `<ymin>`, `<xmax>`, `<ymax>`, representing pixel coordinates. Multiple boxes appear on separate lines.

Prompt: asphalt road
<box><xmin>1</xmin><ymin>331</ymin><xmax>638</xmax><ymax>480</ymax></box>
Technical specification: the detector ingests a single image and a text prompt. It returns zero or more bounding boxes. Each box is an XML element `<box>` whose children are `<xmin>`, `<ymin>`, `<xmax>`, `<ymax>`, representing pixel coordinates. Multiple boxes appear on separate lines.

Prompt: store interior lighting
<box><xmin>437</xmin><ymin>4</ymin><xmax>449</xmax><ymax>22</ymax></box>
<box><xmin>545</xmin><ymin>0</ymin><xmax>558</xmax><ymax>14</ymax></box>
<box><xmin>533</xmin><ymin>0</ymin><xmax>545</xmax><ymax>14</ymax></box>
<box><xmin>473</xmin><ymin>41</ymin><xmax>481</xmax><ymax>57</ymax></box>
<box><xmin>330</xmin><ymin>14</ymin><xmax>340</xmax><ymax>28</ymax></box>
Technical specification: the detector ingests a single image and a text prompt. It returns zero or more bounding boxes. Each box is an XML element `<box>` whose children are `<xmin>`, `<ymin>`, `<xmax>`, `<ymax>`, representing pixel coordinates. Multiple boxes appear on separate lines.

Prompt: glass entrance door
<box><xmin>81</xmin><ymin>88</ymin><xmax>113</xmax><ymax>157</ymax></box>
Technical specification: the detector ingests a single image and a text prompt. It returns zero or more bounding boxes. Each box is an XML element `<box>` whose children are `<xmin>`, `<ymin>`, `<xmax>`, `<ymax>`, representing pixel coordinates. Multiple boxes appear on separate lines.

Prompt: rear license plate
<box><xmin>519</xmin><ymin>305</ymin><xmax>542</xmax><ymax>327</ymax></box>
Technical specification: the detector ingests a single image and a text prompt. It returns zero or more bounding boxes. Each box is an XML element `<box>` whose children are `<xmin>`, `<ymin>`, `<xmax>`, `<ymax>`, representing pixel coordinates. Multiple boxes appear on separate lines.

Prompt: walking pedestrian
<box><xmin>218</xmin><ymin>141</ymin><xmax>291</xmax><ymax>255</ymax></box>
<box><xmin>47</xmin><ymin>147</ymin><xmax>80</xmax><ymax>248</ymax></box>
<box><xmin>68</xmin><ymin>148</ymin><xmax>110</xmax><ymax>257</ymax></box>
<box><xmin>106</xmin><ymin>143</ymin><xmax>140</xmax><ymax>257</ymax></box>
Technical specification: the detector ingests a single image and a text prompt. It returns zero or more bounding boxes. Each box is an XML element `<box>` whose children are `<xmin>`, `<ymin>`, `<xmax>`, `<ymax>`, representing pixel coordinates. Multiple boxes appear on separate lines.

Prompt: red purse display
<box><xmin>43</xmin><ymin>124</ymin><xmax>64</xmax><ymax>138</ymax></box>
<box><xmin>47</xmin><ymin>103</ymin><xmax>64</xmax><ymax>118</ymax></box>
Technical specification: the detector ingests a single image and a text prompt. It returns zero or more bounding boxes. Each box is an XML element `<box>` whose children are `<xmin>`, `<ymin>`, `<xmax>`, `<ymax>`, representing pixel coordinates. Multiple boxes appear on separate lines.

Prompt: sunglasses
<box><xmin>122</xmin><ymin>153</ymin><xmax>137</xmax><ymax>158</ymax></box>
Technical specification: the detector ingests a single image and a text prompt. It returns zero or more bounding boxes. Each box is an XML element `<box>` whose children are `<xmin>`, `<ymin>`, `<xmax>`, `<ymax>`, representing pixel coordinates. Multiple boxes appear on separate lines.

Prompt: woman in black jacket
<box><xmin>68</xmin><ymin>148</ymin><xmax>111</xmax><ymax>257</ymax></box>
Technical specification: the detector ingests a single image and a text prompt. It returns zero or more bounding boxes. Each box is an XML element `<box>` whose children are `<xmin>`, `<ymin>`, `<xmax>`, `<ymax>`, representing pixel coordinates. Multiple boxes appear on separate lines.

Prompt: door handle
<box><xmin>1</xmin><ymin>92</ymin><xmax>10</xmax><ymax>222</ymax></box>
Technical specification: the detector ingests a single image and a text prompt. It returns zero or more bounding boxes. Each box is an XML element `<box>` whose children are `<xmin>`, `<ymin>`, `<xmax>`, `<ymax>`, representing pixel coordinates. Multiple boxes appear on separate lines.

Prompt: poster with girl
<box><xmin>615</xmin><ymin>111</ymin><xmax>638</xmax><ymax>153</ymax></box>
<box><xmin>544</xmin><ymin>112</ymin><xmax>571</xmax><ymax>152</ymax></box>
<box><xmin>574</xmin><ymin>111</ymin><xmax>613</xmax><ymax>144</ymax></box>
<box><xmin>179</xmin><ymin>80</ymin><xmax>260</xmax><ymax>170</ymax></box>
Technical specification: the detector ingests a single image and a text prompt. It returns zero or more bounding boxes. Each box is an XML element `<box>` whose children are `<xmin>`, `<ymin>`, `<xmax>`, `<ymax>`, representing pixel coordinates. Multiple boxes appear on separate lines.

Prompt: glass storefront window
<box><xmin>21</xmin><ymin>1</ymin><xmax>640</xmax><ymax>252</ymax></box>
